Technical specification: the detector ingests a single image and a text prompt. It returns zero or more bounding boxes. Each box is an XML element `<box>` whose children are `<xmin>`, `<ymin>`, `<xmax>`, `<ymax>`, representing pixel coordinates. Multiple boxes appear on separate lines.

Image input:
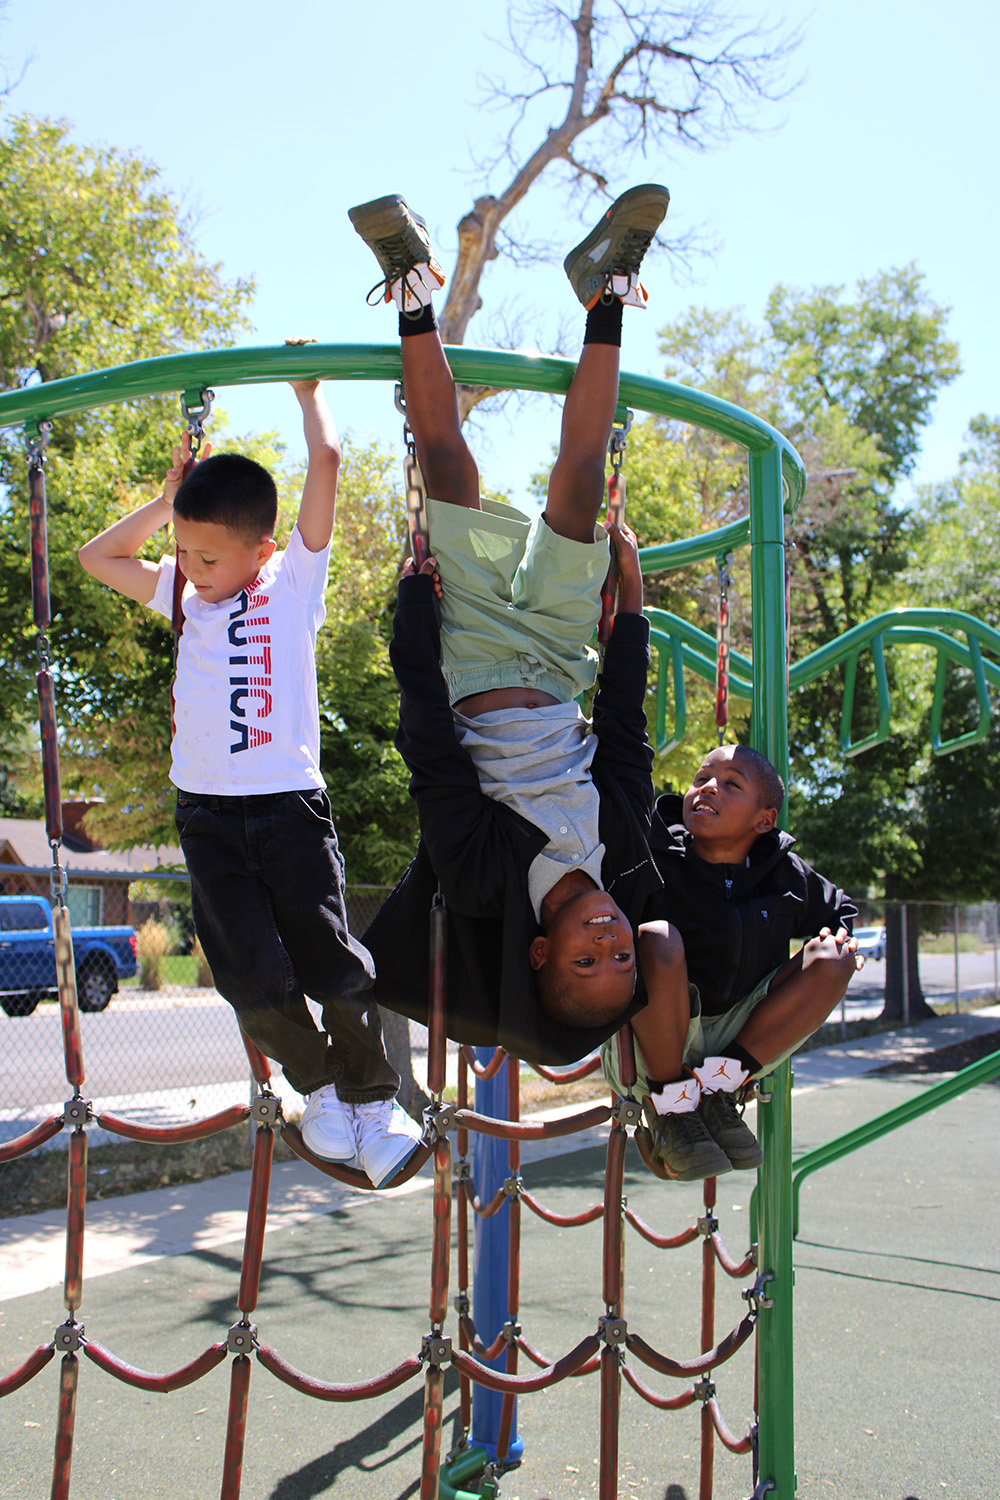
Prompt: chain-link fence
<box><xmin>2</xmin><ymin>867</ymin><xmax>998</xmax><ymax>1206</ymax></box>
<box><xmin>826</xmin><ymin>897</ymin><xmax>1000</xmax><ymax>1038</ymax></box>
<box><xmin>0</xmin><ymin>871</ymin><xmax>394</xmax><ymax>1192</ymax></box>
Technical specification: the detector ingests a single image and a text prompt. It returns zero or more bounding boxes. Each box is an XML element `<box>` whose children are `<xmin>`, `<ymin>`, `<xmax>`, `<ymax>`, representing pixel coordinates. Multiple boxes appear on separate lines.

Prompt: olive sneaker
<box><xmin>348</xmin><ymin>194</ymin><xmax>445</xmax><ymax>314</ymax></box>
<box><xmin>563</xmin><ymin>183</ymin><xmax>670</xmax><ymax>309</ymax></box>
<box><xmin>650</xmin><ymin>1107</ymin><xmax>732</xmax><ymax>1181</ymax></box>
<box><xmin>698</xmin><ymin>1089</ymin><xmax>763</xmax><ymax>1171</ymax></box>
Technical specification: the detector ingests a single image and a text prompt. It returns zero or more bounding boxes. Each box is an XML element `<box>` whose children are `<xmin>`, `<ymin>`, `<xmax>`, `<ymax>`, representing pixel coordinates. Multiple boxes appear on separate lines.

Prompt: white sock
<box><xmin>692</xmin><ymin>1056</ymin><xmax>751</xmax><ymax>1095</ymax></box>
<box><xmin>647</xmin><ymin>1077</ymin><xmax>701</xmax><ymax>1114</ymax></box>
<box><xmin>389</xmin><ymin>262</ymin><xmax>445</xmax><ymax>312</ymax></box>
<box><xmin>611</xmin><ymin>272</ymin><xmax>648</xmax><ymax>309</ymax></box>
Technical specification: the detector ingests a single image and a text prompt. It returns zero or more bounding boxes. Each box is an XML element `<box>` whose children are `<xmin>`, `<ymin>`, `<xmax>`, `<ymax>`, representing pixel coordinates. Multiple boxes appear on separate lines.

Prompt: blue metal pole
<box><xmin>471</xmin><ymin>1051</ymin><xmax>523</xmax><ymax>1467</ymax></box>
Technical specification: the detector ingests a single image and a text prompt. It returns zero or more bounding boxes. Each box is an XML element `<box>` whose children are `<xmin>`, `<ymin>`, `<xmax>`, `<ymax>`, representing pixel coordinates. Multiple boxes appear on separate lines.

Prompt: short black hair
<box><xmin>173</xmin><ymin>453</ymin><xmax>277</xmax><ymax>544</ymax></box>
<box><xmin>732</xmin><ymin>745</ymin><xmax>785</xmax><ymax>813</ymax></box>
<box><xmin>535</xmin><ymin>964</ymin><xmax>634</xmax><ymax>1031</ymax></box>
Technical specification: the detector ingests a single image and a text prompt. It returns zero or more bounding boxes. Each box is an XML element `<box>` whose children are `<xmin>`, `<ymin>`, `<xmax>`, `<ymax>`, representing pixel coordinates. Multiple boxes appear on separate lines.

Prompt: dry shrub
<box><xmin>136</xmin><ymin>918</ymin><xmax>174</xmax><ymax>990</ymax></box>
<box><xmin>192</xmin><ymin>935</ymin><xmax>214</xmax><ymax>988</ymax></box>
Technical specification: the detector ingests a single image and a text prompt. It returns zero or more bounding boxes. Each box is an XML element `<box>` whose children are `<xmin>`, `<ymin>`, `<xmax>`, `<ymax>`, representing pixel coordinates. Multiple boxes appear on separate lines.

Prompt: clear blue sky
<box><xmin>1</xmin><ymin>0</ymin><xmax>997</xmax><ymax>514</ymax></box>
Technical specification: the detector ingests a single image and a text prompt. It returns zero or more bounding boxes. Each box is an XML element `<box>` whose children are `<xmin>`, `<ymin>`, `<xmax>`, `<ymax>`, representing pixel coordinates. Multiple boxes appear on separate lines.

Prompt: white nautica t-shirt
<box><xmin>149</xmin><ymin>527</ymin><xmax>329</xmax><ymax>795</ymax></box>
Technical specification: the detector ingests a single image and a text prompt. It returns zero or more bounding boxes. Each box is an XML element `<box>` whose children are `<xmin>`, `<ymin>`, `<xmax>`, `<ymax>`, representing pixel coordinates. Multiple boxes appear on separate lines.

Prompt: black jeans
<box><xmin>175</xmin><ymin>789</ymin><xmax>399</xmax><ymax>1101</ymax></box>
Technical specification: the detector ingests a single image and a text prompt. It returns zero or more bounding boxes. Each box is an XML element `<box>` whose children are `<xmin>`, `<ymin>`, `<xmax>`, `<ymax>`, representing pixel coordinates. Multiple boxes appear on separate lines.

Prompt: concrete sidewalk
<box><xmin>1</xmin><ymin>1011</ymin><xmax>998</xmax><ymax>1499</ymax></box>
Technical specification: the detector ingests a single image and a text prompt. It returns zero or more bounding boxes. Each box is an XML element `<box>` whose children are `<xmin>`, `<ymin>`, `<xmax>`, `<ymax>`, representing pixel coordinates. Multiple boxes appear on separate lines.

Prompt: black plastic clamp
<box><xmin>250</xmin><ymin>1092</ymin><xmax>282</xmax><ymax>1127</ymax></box>
<box><xmin>227</xmin><ymin>1321</ymin><xmax>257</xmax><ymax>1355</ymax></box>
<box><xmin>53</xmin><ymin>1319</ymin><xmax>84</xmax><ymax>1353</ymax></box>
<box><xmin>597</xmin><ymin>1314</ymin><xmax>627</xmax><ymax>1347</ymax></box>
<box><xmin>63</xmin><ymin>1097</ymin><xmax>90</xmax><ymax>1128</ymax></box>
<box><xmin>420</xmin><ymin>1333</ymin><xmax>452</xmax><ymax>1368</ymax></box>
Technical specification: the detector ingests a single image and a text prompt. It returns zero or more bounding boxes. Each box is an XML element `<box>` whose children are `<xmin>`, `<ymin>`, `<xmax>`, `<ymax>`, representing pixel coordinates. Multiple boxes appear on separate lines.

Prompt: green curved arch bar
<box><xmin>0</xmin><ymin>341</ymin><xmax>807</xmax><ymax>517</ymax></box>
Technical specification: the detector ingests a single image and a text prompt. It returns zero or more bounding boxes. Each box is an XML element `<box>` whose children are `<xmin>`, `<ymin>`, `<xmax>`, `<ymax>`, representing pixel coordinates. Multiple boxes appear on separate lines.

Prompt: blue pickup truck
<box><xmin>0</xmin><ymin>895</ymin><xmax>138</xmax><ymax>1016</ymax></box>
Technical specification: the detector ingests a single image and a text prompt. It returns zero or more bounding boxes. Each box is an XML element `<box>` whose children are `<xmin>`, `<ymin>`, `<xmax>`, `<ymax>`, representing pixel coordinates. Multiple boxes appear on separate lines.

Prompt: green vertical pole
<box><xmin>748</xmin><ymin>442</ymin><xmax>797</xmax><ymax>1498</ymax></box>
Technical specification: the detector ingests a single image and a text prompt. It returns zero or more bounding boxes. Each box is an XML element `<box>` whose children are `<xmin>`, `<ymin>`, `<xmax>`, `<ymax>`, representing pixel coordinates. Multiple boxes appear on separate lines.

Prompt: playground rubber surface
<box><xmin>1</xmin><ymin>1009</ymin><xmax>998</xmax><ymax>1500</ymax></box>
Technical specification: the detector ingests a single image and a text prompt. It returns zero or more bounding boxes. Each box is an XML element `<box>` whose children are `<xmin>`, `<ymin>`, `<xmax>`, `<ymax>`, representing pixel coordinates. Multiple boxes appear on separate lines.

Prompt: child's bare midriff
<box><xmin>454</xmin><ymin>687</ymin><xmax>561</xmax><ymax>715</ymax></box>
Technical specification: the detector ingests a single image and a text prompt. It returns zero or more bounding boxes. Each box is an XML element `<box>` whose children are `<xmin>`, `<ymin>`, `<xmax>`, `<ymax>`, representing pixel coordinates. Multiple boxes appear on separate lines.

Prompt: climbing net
<box><xmin>1</xmin><ymin>409</ymin><xmax>775</xmax><ymax>1500</ymax></box>
<box><xmin>0</xmin><ymin>896</ymin><xmax>769</xmax><ymax>1500</ymax></box>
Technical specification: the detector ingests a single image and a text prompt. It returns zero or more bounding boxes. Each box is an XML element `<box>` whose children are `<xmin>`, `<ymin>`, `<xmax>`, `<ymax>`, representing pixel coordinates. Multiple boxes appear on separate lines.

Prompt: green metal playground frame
<box><xmin>2</xmin><ymin>342</ymin><xmax>998</xmax><ymax>1499</ymax></box>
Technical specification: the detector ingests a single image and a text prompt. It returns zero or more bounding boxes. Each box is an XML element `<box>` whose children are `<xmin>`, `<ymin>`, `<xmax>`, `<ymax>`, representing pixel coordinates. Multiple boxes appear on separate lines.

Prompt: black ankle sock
<box><xmin>583</xmin><ymin>294</ymin><xmax>623</xmax><ymax>347</ymax></box>
<box><xmin>399</xmin><ymin>303</ymin><xmax>438</xmax><ymax>338</ymax></box>
<box><xmin>723</xmin><ymin>1043</ymin><xmax>763</xmax><ymax>1077</ymax></box>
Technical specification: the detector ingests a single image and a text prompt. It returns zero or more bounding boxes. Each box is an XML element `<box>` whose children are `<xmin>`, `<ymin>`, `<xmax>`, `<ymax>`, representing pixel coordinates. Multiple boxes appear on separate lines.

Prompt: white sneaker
<box><xmin>299</xmin><ymin>1085</ymin><xmax>359</xmax><ymax>1163</ymax></box>
<box><xmin>352</xmin><ymin>1099</ymin><xmax>423</xmax><ymax>1188</ymax></box>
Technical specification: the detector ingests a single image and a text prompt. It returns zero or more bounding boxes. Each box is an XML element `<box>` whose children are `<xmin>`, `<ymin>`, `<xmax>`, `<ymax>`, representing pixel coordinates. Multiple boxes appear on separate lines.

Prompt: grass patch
<box><xmin>120</xmin><ymin>953</ymin><xmax>205</xmax><ymax>988</ymax></box>
<box><xmin>0</xmin><ymin>1125</ymin><xmax>302</xmax><ymax>1219</ymax></box>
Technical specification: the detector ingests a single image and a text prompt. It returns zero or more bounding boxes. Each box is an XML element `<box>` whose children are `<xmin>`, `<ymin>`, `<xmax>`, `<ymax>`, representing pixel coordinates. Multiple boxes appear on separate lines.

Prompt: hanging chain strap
<box><xmin>395</xmin><ymin>382</ymin><xmax>430</xmax><ymax>571</ymax></box>
<box><xmin>715</xmin><ymin>551</ymin><xmax>734</xmax><ymax>744</ymax></box>
<box><xmin>24</xmin><ymin>420</ymin><xmax>69</xmax><ymax>905</ymax></box>
<box><xmin>598</xmin><ymin>408</ymin><xmax>633</xmax><ymax>645</ymax></box>
<box><xmin>171</xmin><ymin>389</ymin><xmax>215</xmax><ymax>646</ymax></box>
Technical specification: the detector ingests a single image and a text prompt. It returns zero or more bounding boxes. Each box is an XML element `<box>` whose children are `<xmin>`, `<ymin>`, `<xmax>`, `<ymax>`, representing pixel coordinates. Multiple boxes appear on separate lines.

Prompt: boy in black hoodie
<box><xmin>602</xmin><ymin>744</ymin><xmax>861</xmax><ymax>1180</ymax></box>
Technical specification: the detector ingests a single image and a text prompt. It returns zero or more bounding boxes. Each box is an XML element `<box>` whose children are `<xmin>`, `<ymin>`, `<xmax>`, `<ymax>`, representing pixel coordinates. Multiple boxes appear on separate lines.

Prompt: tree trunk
<box><xmin>880</xmin><ymin>896</ymin><xmax>935</xmax><ymax>1022</ymax></box>
<box><xmin>379</xmin><ymin>1006</ymin><xmax>431</xmax><ymax>1120</ymax></box>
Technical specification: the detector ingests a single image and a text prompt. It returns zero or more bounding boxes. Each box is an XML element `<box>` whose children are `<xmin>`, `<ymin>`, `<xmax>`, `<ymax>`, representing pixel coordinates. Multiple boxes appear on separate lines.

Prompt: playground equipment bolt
<box><xmin>62</xmin><ymin>1097</ymin><xmax>90</xmax><ymax>1129</ymax></box>
<box><xmin>53</xmin><ymin>1320</ymin><xmax>84</xmax><ymax>1353</ymax></box>
<box><xmin>227</xmin><ymin>1321</ymin><xmax>257</xmax><ymax>1354</ymax></box>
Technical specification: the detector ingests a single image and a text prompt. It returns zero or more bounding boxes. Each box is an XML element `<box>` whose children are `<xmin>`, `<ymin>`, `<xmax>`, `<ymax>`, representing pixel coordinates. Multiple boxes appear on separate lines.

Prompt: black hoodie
<box><xmin>362</xmin><ymin>574</ymin><xmax>662</xmax><ymax>1066</ymax></box>
<box><xmin>647</xmin><ymin>793</ymin><xmax>857</xmax><ymax>1017</ymax></box>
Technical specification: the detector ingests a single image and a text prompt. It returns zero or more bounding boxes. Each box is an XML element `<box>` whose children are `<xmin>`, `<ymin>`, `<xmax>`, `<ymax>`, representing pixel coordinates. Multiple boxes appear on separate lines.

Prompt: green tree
<box><xmin>0</xmin><ymin>112</ymin><xmax>254</xmax><ymax>817</ymax></box>
<box><xmin>626</xmin><ymin>270</ymin><xmax>964</xmax><ymax>1014</ymax></box>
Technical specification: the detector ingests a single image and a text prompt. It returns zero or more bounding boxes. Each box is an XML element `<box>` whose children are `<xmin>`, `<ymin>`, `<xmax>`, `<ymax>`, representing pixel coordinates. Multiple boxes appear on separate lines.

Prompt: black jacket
<box><xmin>363</xmin><ymin>574</ymin><xmax>661</xmax><ymax>1065</ymax></box>
<box><xmin>647</xmin><ymin>793</ymin><xmax>857</xmax><ymax>1017</ymax></box>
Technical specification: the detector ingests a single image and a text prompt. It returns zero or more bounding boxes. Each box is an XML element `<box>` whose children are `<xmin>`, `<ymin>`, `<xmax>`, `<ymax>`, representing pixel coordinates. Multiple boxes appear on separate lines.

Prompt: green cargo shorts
<box><xmin>426</xmin><ymin>496</ymin><xmax>610</xmax><ymax>705</ymax></box>
<box><xmin>600</xmin><ymin>965</ymin><xmax>787</xmax><ymax>1100</ymax></box>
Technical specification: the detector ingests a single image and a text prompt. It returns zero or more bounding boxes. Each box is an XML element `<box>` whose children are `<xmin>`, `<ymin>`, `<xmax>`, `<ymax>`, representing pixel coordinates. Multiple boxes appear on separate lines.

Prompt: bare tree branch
<box><xmin>439</xmin><ymin>0</ymin><xmax>801</xmax><ymax>393</ymax></box>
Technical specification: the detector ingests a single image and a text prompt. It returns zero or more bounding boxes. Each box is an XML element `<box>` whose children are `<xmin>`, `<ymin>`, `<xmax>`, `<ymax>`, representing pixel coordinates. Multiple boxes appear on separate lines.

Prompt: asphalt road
<box><xmin>2</xmin><ymin>951</ymin><xmax>996</xmax><ymax>1121</ymax></box>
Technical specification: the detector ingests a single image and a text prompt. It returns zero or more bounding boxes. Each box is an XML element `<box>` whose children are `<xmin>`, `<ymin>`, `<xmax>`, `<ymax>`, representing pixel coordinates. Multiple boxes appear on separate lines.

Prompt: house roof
<box><xmin>0</xmin><ymin>817</ymin><xmax>183</xmax><ymax>878</ymax></box>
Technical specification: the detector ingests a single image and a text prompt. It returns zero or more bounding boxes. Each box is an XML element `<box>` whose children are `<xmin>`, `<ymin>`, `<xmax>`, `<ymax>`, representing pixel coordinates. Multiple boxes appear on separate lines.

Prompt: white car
<box><xmin>853</xmin><ymin>925</ymin><xmax>886</xmax><ymax>962</ymax></box>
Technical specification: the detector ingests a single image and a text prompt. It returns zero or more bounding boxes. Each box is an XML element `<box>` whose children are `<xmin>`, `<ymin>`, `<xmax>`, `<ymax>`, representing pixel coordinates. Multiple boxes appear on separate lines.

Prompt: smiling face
<box><xmin>682</xmin><ymin>746</ymin><xmax>778</xmax><ymax>864</ymax></box>
<box><xmin>530</xmin><ymin>886</ymin><xmax>636</xmax><ymax>1024</ymax></box>
<box><xmin>173</xmin><ymin>516</ymin><xmax>275</xmax><ymax>605</ymax></box>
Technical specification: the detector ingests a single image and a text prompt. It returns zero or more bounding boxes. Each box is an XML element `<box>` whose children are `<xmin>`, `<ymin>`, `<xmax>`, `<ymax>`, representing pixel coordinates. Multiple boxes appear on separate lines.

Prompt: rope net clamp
<box><xmin>227</xmin><ymin>1321</ymin><xmax>257</xmax><ymax>1355</ymax></box>
<box><xmin>63</xmin><ymin>1097</ymin><xmax>91</xmax><ymax>1129</ymax></box>
<box><xmin>502</xmin><ymin>1174</ymin><xmax>522</xmax><ymax>1199</ymax></box>
<box><xmin>597</xmin><ymin>1314</ymin><xmax>627</xmax><ymax>1348</ymax></box>
<box><xmin>250</xmin><ymin>1092</ymin><xmax>282</xmax><ymax>1128</ymax></box>
<box><xmin>694</xmin><ymin>1375</ymin><xmax>716</xmax><ymax>1403</ymax></box>
<box><xmin>454</xmin><ymin>1292</ymin><xmax>470</xmax><ymax>1318</ymax></box>
<box><xmin>697</xmin><ymin>1212</ymin><xmax>720</xmax><ymax>1239</ymax></box>
<box><xmin>452</xmin><ymin>1158</ymin><xmax>472</xmax><ymax>1184</ymax></box>
<box><xmin>742</xmin><ymin>1272</ymin><xmax>775</xmax><ymax>1314</ymax></box>
<box><xmin>424</xmin><ymin>1101</ymin><xmax>457</xmax><ymax>1140</ymax></box>
<box><xmin>613</xmin><ymin>1095</ymin><xmax>642</xmax><ymax>1129</ymax></box>
<box><xmin>54</xmin><ymin>1319</ymin><xmax>85</xmax><ymax>1353</ymax></box>
<box><xmin>420</xmin><ymin>1334</ymin><xmax>452</xmax><ymax>1368</ymax></box>
<box><xmin>500</xmin><ymin>1319</ymin><xmax>522</xmax><ymax>1344</ymax></box>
